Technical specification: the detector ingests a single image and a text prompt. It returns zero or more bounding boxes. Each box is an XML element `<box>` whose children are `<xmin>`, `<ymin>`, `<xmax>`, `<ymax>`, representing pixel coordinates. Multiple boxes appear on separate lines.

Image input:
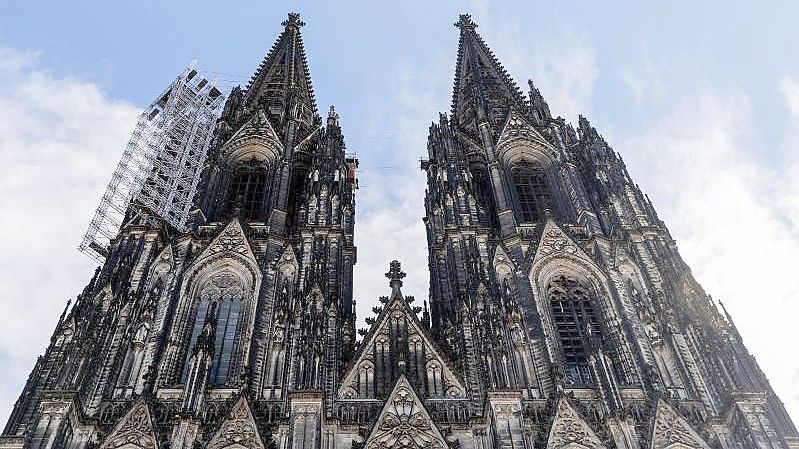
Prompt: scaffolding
<box><xmin>79</xmin><ymin>62</ymin><xmax>225</xmax><ymax>262</ymax></box>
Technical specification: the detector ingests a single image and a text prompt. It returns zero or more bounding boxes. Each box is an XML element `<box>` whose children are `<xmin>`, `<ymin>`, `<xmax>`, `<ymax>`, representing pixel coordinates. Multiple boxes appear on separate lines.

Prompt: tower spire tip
<box><xmin>283</xmin><ymin>12</ymin><xmax>305</xmax><ymax>29</ymax></box>
<box><xmin>455</xmin><ymin>14</ymin><xmax>477</xmax><ymax>30</ymax></box>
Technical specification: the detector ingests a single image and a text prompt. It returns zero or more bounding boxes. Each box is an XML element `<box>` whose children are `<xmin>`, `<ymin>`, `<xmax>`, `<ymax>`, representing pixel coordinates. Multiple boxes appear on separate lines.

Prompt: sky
<box><xmin>0</xmin><ymin>0</ymin><xmax>798</xmax><ymax>427</ymax></box>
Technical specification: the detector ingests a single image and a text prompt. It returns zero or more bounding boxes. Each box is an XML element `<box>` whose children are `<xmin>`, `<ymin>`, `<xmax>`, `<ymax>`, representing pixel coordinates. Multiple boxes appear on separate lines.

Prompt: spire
<box><xmin>451</xmin><ymin>14</ymin><xmax>528</xmax><ymax>139</ymax></box>
<box><xmin>327</xmin><ymin>105</ymin><xmax>340</xmax><ymax>128</ymax></box>
<box><xmin>528</xmin><ymin>79</ymin><xmax>551</xmax><ymax>122</ymax></box>
<box><xmin>243</xmin><ymin>12</ymin><xmax>318</xmax><ymax>132</ymax></box>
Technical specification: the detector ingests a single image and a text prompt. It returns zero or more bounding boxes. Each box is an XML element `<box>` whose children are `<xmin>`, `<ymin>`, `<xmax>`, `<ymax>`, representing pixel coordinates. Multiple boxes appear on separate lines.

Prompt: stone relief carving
<box><xmin>100</xmin><ymin>400</ymin><xmax>157</xmax><ymax>449</ymax></box>
<box><xmin>209</xmin><ymin>223</ymin><xmax>250</xmax><ymax>255</ymax></box>
<box><xmin>546</xmin><ymin>399</ymin><xmax>606</xmax><ymax>449</ymax></box>
<box><xmin>207</xmin><ymin>397</ymin><xmax>265</xmax><ymax>449</ymax></box>
<box><xmin>365</xmin><ymin>377</ymin><xmax>447</xmax><ymax>449</ymax></box>
<box><xmin>539</xmin><ymin>229</ymin><xmax>578</xmax><ymax>257</ymax></box>
<box><xmin>651</xmin><ymin>400</ymin><xmax>710</xmax><ymax>449</ymax></box>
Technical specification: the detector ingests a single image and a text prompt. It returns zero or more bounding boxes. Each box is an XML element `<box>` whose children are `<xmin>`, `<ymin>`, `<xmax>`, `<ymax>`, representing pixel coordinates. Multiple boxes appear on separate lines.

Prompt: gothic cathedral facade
<box><xmin>2</xmin><ymin>13</ymin><xmax>797</xmax><ymax>449</ymax></box>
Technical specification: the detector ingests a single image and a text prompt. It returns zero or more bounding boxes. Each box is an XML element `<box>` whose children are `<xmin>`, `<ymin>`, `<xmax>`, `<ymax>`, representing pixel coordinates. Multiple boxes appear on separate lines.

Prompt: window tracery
<box><xmin>548</xmin><ymin>275</ymin><xmax>601</xmax><ymax>386</ymax></box>
<box><xmin>231</xmin><ymin>159</ymin><xmax>267</xmax><ymax>219</ymax></box>
<box><xmin>182</xmin><ymin>271</ymin><xmax>245</xmax><ymax>386</ymax></box>
<box><xmin>510</xmin><ymin>161</ymin><xmax>550</xmax><ymax>223</ymax></box>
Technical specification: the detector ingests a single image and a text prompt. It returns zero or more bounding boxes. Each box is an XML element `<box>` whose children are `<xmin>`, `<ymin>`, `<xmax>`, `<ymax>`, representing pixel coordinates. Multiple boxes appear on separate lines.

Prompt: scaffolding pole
<box><xmin>79</xmin><ymin>62</ymin><xmax>224</xmax><ymax>262</ymax></box>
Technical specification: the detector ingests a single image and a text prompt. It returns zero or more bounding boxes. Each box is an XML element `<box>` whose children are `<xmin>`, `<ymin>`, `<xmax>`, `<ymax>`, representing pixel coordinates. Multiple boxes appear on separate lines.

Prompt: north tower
<box><xmin>3</xmin><ymin>13</ymin><xmax>359</xmax><ymax>449</ymax></box>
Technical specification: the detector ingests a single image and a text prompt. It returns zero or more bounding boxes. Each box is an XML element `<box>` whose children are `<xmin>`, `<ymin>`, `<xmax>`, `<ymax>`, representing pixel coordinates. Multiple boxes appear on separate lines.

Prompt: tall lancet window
<box><xmin>548</xmin><ymin>275</ymin><xmax>600</xmax><ymax>386</ymax></box>
<box><xmin>510</xmin><ymin>161</ymin><xmax>550</xmax><ymax>223</ymax></box>
<box><xmin>182</xmin><ymin>272</ymin><xmax>244</xmax><ymax>386</ymax></box>
<box><xmin>231</xmin><ymin>159</ymin><xmax>267</xmax><ymax>219</ymax></box>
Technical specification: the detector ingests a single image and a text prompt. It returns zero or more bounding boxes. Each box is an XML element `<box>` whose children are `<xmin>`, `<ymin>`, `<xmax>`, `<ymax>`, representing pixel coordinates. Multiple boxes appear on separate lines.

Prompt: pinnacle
<box><xmin>282</xmin><ymin>12</ymin><xmax>305</xmax><ymax>29</ymax></box>
<box><xmin>455</xmin><ymin>13</ymin><xmax>477</xmax><ymax>30</ymax></box>
<box><xmin>385</xmin><ymin>260</ymin><xmax>406</xmax><ymax>299</ymax></box>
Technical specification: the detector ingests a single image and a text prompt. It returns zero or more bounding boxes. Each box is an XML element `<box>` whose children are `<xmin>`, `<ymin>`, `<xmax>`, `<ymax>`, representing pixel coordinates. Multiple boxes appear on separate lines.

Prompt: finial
<box><xmin>385</xmin><ymin>260</ymin><xmax>406</xmax><ymax>298</ymax></box>
<box><xmin>455</xmin><ymin>14</ymin><xmax>477</xmax><ymax>30</ymax></box>
<box><xmin>282</xmin><ymin>12</ymin><xmax>305</xmax><ymax>29</ymax></box>
<box><xmin>327</xmin><ymin>105</ymin><xmax>340</xmax><ymax>127</ymax></box>
<box><xmin>386</xmin><ymin>260</ymin><xmax>406</xmax><ymax>284</ymax></box>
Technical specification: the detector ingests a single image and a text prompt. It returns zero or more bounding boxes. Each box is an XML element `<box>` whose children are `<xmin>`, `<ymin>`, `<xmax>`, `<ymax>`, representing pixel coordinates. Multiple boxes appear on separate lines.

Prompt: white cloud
<box><xmin>779</xmin><ymin>75</ymin><xmax>799</xmax><ymax>234</ymax></box>
<box><xmin>469</xmin><ymin>9</ymin><xmax>598</xmax><ymax>123</ymax></box>
<box><xmin>620</xmin><ymin>43</ymin><xmax>665</xmax><ymax>105</ymax></box>
<box><xmin>443</xmin><ymin>6</ymin><xmax>799</xmax><ymax>423</ymax></box>
<box><xmin>353</xmin><ymin>57</ymin><xmax>450</xmax><ymax>328</ymax></box>
<box><xmin>349</xmin><ymin>19</ymin><xmax>598</xmax><ymax>328</ymax></box>
<box><xmin>620</xmin><ymin>88</ymin><xmax>799</xmax><ymax>422</ymax></box>
<box><xmin>0</xmin><ymin>46</ymin><xmax>139</xmax><ymax>426</ymax></box>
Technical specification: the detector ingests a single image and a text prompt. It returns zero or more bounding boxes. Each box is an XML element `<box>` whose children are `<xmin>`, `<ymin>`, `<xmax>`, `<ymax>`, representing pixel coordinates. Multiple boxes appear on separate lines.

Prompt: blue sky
<box><xmin>1</xmin><ymin>0</ymin><xmax>798</xmax><ymax>426</ymax></box>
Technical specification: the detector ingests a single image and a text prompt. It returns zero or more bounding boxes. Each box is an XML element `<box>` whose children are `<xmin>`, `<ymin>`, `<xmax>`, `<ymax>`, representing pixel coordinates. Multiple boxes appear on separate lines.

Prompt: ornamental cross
<box><xmin>385</xmin><ymin>260</ymin><xmax>406</xmax><ymax>283</ymax></box>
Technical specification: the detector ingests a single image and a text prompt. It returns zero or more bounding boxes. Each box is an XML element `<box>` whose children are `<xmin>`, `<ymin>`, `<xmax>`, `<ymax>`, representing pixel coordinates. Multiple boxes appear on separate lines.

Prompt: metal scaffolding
<box><xmin>79</xmin><ymin>62</ymin><xmax>225</xmax><ymax>262</ymax></box>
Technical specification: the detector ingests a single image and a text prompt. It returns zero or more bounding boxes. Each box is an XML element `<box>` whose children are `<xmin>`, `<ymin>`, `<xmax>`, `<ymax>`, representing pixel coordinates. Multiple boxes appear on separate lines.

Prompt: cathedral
<box><xmin>3</xmin><ymin>12</ymin><xmax>798</xmax><ymax>449</ymax></box>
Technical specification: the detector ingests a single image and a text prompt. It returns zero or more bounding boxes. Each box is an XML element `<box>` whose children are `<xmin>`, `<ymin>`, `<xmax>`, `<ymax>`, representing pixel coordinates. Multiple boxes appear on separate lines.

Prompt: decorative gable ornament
<box><xmin>223</xmin><ymin>109</ymin><xmax>284</xmax><ymax>162</ymax></box>
<box><xmin>100</xmin><ymin>399</ymin><xmax>158</xmax><ymax>449</ymax></box>
<box><xmin>493</xmin><ymin>244</ymin><xmax>516</xmax><ymax>283</ymax></box>
<box><xmin>364</xmin><ymin>375</ymin><xmax>448</xmax><ymax>449</ymax></box>
<box><xmin>532</xmin><ymin>220</ymin><xmax>592</xmax><ymax>268</ymax></box>
<box><xmin>650</xmin><ymin>399</ymin><xmax>711</xmax><ymax>449</ymax></box>
<box><xmin>546</xmin><ymin>398</ymin><xmax>606</xmax><ymax>449</ymax></box>
<box><xmin>278</xmin><ymin>244</ymin><xmax>298</xmax><ymax>267</ymax></box>
<box><xmin>150</xmin><ymin>244</ymin><xmax>174</xmax><ymax>280</ymax></box>
<box><xmin>196</xmin><ymin>219</ymin><xmax>257</xmax><ymax>264</ymax></box>
<box><xmin>497</xmin><ymin>109</ymin><xmax>552</xmax><ymax>149</ymax></box>
<box><xmin>207</xmin><ymin>396</ymin><xmax>266</xmax><ymax>449</ymax></box>
<box><xmin>337</xmin><ymin>293</ymin><xmax>465</xmax><ymax>400</ymax></box>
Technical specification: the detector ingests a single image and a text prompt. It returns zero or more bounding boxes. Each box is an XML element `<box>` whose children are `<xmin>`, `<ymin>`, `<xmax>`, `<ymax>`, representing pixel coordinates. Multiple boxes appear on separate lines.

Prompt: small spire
<box><xmin>327</xmin><ymin>105</ymin><xmax>340</xmax><ymax>127</ymax></box>
<box><xmin>58</xmin><ymin>299</ymin><xmax>72</xmax><ymax>325</ymax></box>
<box><xmin>385</xmin><ymin>260</ymin><xmax>406</xmax><ymax>299</ymax></box>
<box><xmin>422</xmin><ymin>300</ymin><xmax>431</xmax><ymax>330</ymax></box>
<box><xmin>455</xmin><ymin>14</ymin><xmax>477</xmax><ymax>30</ymax></box>
<box><xmin>282</xmin><ymin>12</ymin><xmax>305</xmax><ymax>29</ymax></box>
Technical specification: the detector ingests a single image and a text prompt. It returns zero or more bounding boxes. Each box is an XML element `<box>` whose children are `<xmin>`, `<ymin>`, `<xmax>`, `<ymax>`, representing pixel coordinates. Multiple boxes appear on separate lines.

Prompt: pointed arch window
<box><xmin>231</xmin><ymin>159</ymin><xmax>267</xmax><ymax>219</ymax></box>
<box><xmin>182</xmin><ymin>272</ymin><xmax>244</xmax><ymax>386</ymax></box>
<box><xmin>469</xmin><ymin>165</ymin><xmax>492</xmax><ymax>208</ymax></box>
<box><xmin>548</xmin><ymin>275</ymin><xmax>600</xmax><ymax>386</ymax></box>
<box><xmin>510</xmin><ymin>161</ymin><xmax>550</xmax><ymax>223</ymax></box>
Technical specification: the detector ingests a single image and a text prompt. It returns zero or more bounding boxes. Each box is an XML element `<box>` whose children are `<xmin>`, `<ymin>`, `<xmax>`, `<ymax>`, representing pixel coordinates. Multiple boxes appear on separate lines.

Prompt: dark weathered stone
<box><xmin>2</xmin><ymin>12</ymin><xmax>796</xmax><ymax>449</ymax></box>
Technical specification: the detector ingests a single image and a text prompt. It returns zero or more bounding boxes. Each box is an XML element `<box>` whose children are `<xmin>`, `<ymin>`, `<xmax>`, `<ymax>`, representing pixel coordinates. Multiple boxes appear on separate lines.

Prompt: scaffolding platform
<box><xmin>79</xmin><ymin>62</ymin><xmax>225</xmax><ymax>262</ymax></box>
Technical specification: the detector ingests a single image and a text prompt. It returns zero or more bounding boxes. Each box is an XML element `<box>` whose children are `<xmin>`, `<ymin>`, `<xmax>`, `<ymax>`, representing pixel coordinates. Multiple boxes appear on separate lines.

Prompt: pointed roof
<box><xmin>364</xmin><ymin>375</ymin><xmax>448</xmax><ymax>449</ymax></box>
<box><xmin>545</xmin><ymin>397</ymin><xmax>607</xmax><ymax>449</ymax></box>
<box><xmin>451</xmin><ymin>14</ymin><xmax>529</xmax><ymax>140</ymax></box>
<box><xmin>100</xmin><ymin>398</ymin><xmax>158</xmax><ymax>449</ymax></box>
<box><xmin>497</xmin><ymin>108</ymin><xmax>553</xmax><ymax>150</ymax></box>
<box><xmin>650</xmin><ymin>399</ymin><xmax>711</xmax><ymax>449</ymax></box>
<box><xmin>531</xmin><ymin>219</ymin><xmax>593</xmax><ymax>268</ymax></box>
<box><xmin>222</xmin><ymin>108</ymin><xmax>284</xmax><ymax>161</ymax></box>
<box><xmin>194</xmin><ymin>219</ymin><xmax>258</xmax><ymax>268</ymax></box>
<box><xmin>243</xmin><ymin>13</ymin><xmax>317</xmax><ymax>131</ymax></box>
<box><xmin>207</xmin><ymin>396</ymin><xmax>266</xmax><ymax>449</ymax></box>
